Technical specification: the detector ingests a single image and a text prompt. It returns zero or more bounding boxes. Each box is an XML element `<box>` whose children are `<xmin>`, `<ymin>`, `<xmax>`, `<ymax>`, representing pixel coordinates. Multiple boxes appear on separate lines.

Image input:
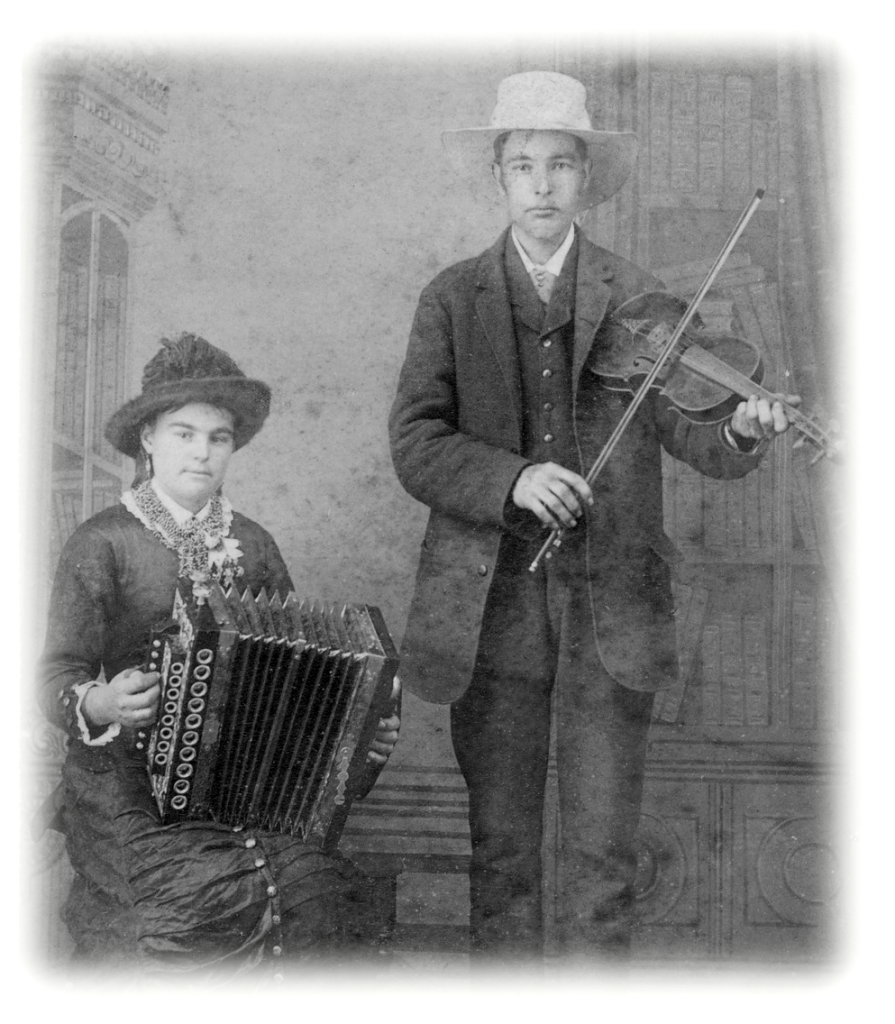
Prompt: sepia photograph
<box><xmin>14</xmin><ymin>9</ymin><xmax>878</xmax><ymax>1016</ymax></box>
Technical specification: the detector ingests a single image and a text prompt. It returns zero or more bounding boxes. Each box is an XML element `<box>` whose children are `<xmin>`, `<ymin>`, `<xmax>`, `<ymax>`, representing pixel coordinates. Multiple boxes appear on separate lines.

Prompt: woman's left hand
<box><xmin>366</xmin><ymin>676</ymin><xmax>401</xmax><ymax>765</ymax></box>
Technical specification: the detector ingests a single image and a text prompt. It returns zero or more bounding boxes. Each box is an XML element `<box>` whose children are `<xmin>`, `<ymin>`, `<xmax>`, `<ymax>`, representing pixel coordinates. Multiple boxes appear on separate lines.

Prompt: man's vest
<box><xmin>504</xmin><ymin>233</ymin><xmax>580</xmax><ymax>474</ymax></box>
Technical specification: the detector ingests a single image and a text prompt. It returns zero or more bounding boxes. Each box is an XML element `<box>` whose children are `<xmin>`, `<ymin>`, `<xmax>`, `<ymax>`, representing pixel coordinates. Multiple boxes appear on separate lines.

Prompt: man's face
<box><xmin>141</xmin><ymin>402</ymin><xmax>236</xmax><ymax>513</ymax></box>
<box><xmin>492</xmin><ymin>130</ymin><xmax>591</xmax><ymax>251</ymax></box>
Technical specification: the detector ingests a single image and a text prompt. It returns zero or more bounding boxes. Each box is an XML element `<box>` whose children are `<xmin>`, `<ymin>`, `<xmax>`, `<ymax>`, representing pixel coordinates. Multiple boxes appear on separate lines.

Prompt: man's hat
<box><xmin>442</xmin><ymin>71</ymin><xmax>638</xmax><ymax>209</ymax></box>
<box><xmin>104</xmin><ymin>333</ymin><xmax>271</xmax><ymax>459</ymax></box>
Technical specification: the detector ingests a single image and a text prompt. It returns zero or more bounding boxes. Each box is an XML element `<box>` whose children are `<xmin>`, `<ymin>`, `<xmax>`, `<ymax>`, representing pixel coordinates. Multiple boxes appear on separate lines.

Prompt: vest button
<box><xmin>542</xmin><ymin>368</ymin><xmax>552</xmax><ymax>378</ymax></box>
<box><xmin>543</xmin><ymin>402</ymin><xmax>553</xmax><ymax>411</ymax></box>
<box><xmin>542</xmin><ymin>339</ymin><xmax>552</xmax><ymax>348</ymax></box>
<box><xmin>544</xmin><ymin>434</ymin><xmax>554</xmax><ymax>443</ymax></box>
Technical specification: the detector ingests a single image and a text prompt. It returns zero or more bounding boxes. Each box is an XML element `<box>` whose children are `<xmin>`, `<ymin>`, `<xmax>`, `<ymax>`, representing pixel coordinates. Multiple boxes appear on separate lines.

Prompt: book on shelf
<box><xmin>751</xmin><ymin>119</ymin><xmax>770</xmax><ymax>194</ymax></box>
<box><xmin>698</xmin><ymin>73</ymin><xmax>724</xmax><ymax>194</ymax></box>
<box><xmin>723</xmin><ymin>75</ymin><xmax>753</xmax><ymax>195</ymax></box>
<box><xmin>51</xmin><ymin>486</ymin><xmax>83</xmax><ymax>564</ymax></box>
<box><xmin>670</xmin><ymin>70</ymin><xmax>698</xmax><ymax>193</ymax></box>
<box><xmin>702</xmin><ymin>476</ymin><xmax>728</xmax><ymax>550</ymax></box>
<box><xmin>790</xmin><ymin>592</ymin><xmax>818</xmax><ymax>730</ymax></box>
<box><xmin>653</xmin><ymin>250</ymin><xmax>751</xmax><ymax>286</ymax></box>
<box><xmin>726</xmin><ymin>474</ymin><xmax>745</xmax><ymax>550</ymax></box>
<box><xmin>743</xmin><ymin>613</ymin><xmax>770</xmax><ymax>727</ymax></box>
<box><xmin>791</xmin><ymin>460</ymin><xmax>819</xmax><ymax>552</ymax></box>
<box><xmin>648</xmin><ymin>71</ymin><xmax>672</xmax><ymax>193</ymax></box>
<box><xmin>720</xmin><ymin>612</ymin><xmax>745</xmax><ymax>727</ymax></box>
<box><xmin>815</xmin><ymin>593</ymin><xmax>837</xmax><ymax>731</ymax></box>
<box><xmin>667</xmin><ymin>264</ymin><xmax>765</xmax><ymax>297</ymax></box>
<box><xmin>765</xmin><ymin>119</ymin><xmax>780</xmax><ymax>194</ymax></box>
<box><xmin>701</xmin><ymin>624</ymin><xmax>722</xmax><ymax>726</ymax></box>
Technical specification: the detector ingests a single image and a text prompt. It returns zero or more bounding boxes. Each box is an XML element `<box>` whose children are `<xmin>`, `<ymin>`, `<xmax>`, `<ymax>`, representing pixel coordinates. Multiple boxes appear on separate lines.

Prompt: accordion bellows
<box><xmin>145</xmin><ymin>583</ymin><xmax>399</xmax><ymax>849</ymax></box>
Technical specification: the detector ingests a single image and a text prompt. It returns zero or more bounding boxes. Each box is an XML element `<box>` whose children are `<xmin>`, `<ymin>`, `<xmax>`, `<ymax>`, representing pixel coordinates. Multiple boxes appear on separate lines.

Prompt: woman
<box><xmin>38</xmin><ymin>333</ymin><xmax>400</xmax><ymax>977</ymax></box>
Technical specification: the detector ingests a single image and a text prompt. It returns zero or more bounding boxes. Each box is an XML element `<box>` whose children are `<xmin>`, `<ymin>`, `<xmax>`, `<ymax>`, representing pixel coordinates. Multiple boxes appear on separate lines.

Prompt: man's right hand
<box><xmin>83</xmin><ymin>667</ymin><xmax>161</xmax><ymax>730</ymax></box>
<box><xmin>511</xmin><ymin>462</ymin><xmax>594</xmax><ymax>529</ymax></box>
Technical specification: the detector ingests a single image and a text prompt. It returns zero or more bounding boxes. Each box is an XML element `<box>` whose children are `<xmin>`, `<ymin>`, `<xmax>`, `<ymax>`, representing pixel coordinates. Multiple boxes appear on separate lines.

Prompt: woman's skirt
<box><xmin>59</xmin><ymin>756</ymin><xmax>380</xmax><ymax>976</ymax></box>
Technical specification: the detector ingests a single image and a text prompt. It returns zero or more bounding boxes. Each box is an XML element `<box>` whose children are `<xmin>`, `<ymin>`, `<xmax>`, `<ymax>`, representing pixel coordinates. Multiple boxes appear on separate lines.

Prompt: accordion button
<box><xmin>272</xmin><ymin>915</ymin><xmax>281</xmax><ymax>925</ymax></box>
<box><xmin>136</xmin><ymin>743</ymin><xmax>144</xmax><ymax>751</ymax></box>
<box><xmin>244</xmin><ymin>837</ymin><xmax>257</xmax><ymax>848</ymax></box>
<box><xmin>272</xmin><ymin>946</ymin><xmax>282</xmax><ymax>957</ymax></box>
<box><xmin>267</xmin><ymin>885</ymin><xmax>277</xmax><ymax>897</ymax></box>
<box><xmin>477</xmin><ymin>564</ymin><xmax>489</xmax><ymax>576</ymax></box>
<box><xmin>254</xmin><ymin>858</ymin><xmax>266</xmax><ymax>869</ymax></box>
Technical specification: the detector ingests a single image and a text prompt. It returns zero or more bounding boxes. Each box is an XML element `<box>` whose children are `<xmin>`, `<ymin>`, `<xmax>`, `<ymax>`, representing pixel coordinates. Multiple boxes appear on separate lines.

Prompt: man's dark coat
<box><xmin>389</xmin><ymin>227</ymin><xmax>763</xmax><ymax>703</ymax></box>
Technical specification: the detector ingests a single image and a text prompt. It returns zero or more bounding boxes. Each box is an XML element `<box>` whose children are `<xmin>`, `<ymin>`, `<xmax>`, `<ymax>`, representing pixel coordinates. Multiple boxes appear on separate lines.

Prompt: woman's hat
<box><xmin>442</xmin><ymin>71</ymin><xmax>638</xmax><ymax>209</ymax></box>
<box><xmin>104</xmin><ymin>333</ymin><xmax>271</xmax><ymax>459</ymax></box>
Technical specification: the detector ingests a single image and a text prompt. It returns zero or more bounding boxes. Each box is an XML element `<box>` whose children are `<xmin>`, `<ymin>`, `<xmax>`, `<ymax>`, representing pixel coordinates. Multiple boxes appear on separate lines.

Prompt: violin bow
<box><xmin>529</xmin><ymin>189</ymin><xmax>766</xmax><ymax>573</ymax></box>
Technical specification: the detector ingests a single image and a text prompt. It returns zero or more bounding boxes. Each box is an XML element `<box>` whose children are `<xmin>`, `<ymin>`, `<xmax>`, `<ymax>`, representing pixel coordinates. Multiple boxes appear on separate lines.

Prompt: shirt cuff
<box><xmin>722</xmin><ymin>419</ymin><xmax>765</xmax><ymax>454</ymax></box>
<box><xmin>502</xmin><ymin>464</ymin><xmax>544</xmax><ymax>536</ymax></box>
<box><xmin>72</xmin><ymin>680</ymin><xmax>121</xmax><ymax>747</ymax></box>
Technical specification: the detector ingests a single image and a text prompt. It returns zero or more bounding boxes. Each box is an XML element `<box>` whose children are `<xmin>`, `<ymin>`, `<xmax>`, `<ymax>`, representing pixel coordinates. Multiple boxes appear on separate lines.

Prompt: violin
<box><xmin>589</xmin><ymin>289</ymin><xmax>842</xmax><ymax>461</ymax></box>
<box><xmin>528</xmin><ymin>189</ymin><xmax>842</xmax><ymax>573</ymax></box>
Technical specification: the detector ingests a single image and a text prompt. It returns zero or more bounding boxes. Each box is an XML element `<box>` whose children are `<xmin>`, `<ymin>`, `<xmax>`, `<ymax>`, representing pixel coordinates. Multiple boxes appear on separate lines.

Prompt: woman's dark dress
<box><xmin>39</xmin><ymin>502</ymin><xmax>376</xmax><ymax>976</ymax></box>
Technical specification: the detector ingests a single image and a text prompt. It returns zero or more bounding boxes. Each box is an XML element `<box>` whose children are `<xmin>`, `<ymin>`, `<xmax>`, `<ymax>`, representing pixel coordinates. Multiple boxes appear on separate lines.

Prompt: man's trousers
<box><xmin>450</xmin><ymin>529</ymin><xmax>655</xmax><ymax>961</ymax></box>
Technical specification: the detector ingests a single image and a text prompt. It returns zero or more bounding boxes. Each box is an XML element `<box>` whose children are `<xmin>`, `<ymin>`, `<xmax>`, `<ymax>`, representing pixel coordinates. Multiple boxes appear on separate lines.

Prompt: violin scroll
<box><xmin>791</xmin><ymin>409</ymin><xmax>844</xmax><ymax>465</ymax></box>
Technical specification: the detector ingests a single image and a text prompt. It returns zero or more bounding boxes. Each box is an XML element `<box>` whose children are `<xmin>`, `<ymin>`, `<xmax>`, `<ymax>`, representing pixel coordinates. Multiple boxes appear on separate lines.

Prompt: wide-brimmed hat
<box><xmin>104</xmin><ymin>333</ymin><xmax>271</xmax><ymax>459</ymax></box>
<box><xmin>442</xmin><ymin>71</ymin><xmax>638</xmax><ymax>209</ymax></box>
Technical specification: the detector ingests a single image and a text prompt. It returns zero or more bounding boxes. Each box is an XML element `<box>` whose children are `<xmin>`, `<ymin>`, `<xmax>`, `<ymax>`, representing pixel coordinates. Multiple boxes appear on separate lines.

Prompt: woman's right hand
<box><xmin>83</xmin><ymin>667</ymin><xmax>161</xmax><ymax>729</ymax></box>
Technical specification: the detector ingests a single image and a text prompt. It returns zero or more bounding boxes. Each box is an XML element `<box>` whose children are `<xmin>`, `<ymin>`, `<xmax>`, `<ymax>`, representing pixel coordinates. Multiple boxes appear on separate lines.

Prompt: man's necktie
<box><xmin>530</xmin><ymin>267</ymin><xmax>556</xmax><ymax>305</ymax></box>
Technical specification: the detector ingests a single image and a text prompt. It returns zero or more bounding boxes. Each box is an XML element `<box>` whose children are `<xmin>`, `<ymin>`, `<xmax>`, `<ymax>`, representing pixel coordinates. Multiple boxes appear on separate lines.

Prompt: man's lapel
<box><xmin>472</xmin><ymin>228</ymin><xmax>617</xmax><ymax>420</ymax></box>
<box><xmin>475</xmin><ymin>231</ymin><xmax>523</xmax><ymax>426</ymax></box>
<box><xmin>573</xmin><ymin>230</ymin><xmax>615</xmax><ymax>388</ymax></box>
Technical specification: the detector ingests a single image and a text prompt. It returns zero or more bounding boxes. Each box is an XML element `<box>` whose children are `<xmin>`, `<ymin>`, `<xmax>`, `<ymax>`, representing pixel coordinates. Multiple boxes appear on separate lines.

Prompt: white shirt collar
<box><xmin>150</xmin><ymin>476</ymin><xmax>212</xmax><ymax>524</ymax></box>
<box><xmin>511</xmin><ymin>223</ymin><xmax>576</xmax><ymax>277</ymax></box>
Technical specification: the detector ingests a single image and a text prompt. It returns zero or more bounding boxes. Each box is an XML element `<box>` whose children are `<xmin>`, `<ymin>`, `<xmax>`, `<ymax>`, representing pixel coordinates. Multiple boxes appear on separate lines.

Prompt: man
<box><xmin>389</xmin><ymin>72</ymin><xmax>795</xmax><ymax>962</ymax></box>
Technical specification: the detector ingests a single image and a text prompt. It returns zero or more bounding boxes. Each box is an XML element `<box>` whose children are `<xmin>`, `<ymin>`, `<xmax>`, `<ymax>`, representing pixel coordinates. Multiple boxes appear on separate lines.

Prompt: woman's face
<box><xmin>141</xmin><ymin>403</ymin><xmax>236</xmax><ymax>513</ymax></box>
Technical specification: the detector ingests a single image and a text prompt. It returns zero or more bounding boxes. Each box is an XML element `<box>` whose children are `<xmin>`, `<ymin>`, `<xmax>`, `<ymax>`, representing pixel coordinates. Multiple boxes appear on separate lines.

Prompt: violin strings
<box><xmin>529</xmin><ymin>189</ymin><xmax>769</xmax><ymax>573</ymax></box>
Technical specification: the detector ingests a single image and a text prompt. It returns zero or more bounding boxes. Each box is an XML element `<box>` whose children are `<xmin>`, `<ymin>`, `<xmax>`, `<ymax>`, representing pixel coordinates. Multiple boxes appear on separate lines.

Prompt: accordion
<box><xmin>144</xmin><ymin>582</ymin><xmax>399</xmax><ymax>849</ymax></box>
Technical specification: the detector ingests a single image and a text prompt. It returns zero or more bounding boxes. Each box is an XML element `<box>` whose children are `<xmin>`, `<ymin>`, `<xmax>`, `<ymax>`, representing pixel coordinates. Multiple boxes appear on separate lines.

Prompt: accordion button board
<box><xmin>145</xmin><ymin>582</ymin><xmax>399</xmax><ymax>850</ymax></box>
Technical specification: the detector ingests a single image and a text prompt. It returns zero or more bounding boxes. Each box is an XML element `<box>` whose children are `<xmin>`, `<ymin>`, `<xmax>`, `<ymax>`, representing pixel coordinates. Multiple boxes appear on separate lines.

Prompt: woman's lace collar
<box><xmin>122</xmin><ymin>480</ymin><xmax>244</xmax><ymax>601</ymax></box>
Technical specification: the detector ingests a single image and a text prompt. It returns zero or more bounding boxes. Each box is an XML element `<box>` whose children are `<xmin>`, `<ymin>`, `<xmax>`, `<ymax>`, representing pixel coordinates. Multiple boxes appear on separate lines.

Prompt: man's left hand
<box><xmin>730</xmin><ymin>393</ymin><xmax>801</xmax><ymax>441</ymax></box>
